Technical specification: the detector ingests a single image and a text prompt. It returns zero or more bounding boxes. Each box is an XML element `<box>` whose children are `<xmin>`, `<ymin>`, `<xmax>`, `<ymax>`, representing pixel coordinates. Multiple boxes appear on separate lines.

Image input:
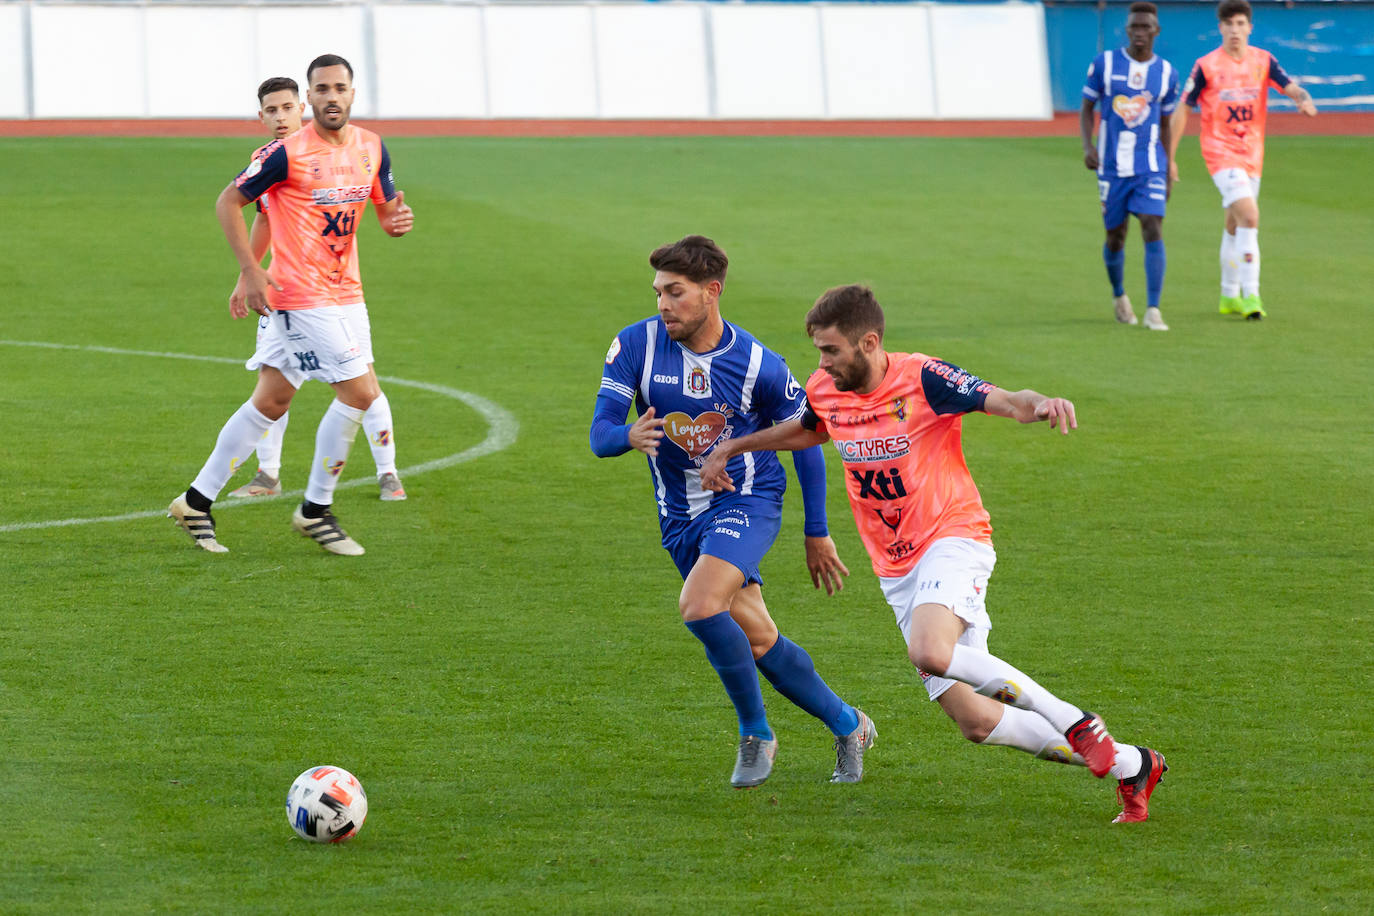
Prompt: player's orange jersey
<box><xmin>1184</xmin><ymin>46</ymin><xmax>1293</xmax><ymax>177</ymax></box>
<box><xmin>234</xmin><ymin>124</ymin><xmax>395</xmax><ymax>310</ymax></box>
<box><xmin>805</xmin><ymin>352</ymin><xmax>994</xmax><ymax>577</ymax></box>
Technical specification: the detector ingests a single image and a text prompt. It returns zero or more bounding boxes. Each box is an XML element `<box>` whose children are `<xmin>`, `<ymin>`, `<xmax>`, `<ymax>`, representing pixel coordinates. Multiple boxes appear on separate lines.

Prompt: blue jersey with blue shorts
<box><xmin>1083</xmin><ymin>49</ymin><xmax>1180</xmax><ymax>227</ymax></box>
<box><xmin>591</xmin><ymin>316</ymin><xmax>815</xmax><ymax>583</ymax></box>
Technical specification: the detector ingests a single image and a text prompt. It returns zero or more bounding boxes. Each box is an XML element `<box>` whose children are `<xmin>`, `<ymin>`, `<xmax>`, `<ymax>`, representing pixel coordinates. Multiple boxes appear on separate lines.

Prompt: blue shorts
<box><xmin>660</xmin><ymin>496</ymin><xmax>783</xmax><ymax>586</ymax></box>
<box><xmin>1098</xmin><ymin>173</ymin><xmax>1167</xmax><ymax>229</ymax></box>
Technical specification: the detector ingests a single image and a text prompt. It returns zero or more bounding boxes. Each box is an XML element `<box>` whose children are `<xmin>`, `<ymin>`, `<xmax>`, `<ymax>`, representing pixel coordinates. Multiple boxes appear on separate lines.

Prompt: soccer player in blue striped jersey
<box><xmin>1080</xmin><ymin>2</ymin><xmax>1180</xmax><ymax>331</ymax></box>
<box><xmin>590</xmin><ymin>235</ymin><xmax>874</xmax><ymax>788</ymax></box>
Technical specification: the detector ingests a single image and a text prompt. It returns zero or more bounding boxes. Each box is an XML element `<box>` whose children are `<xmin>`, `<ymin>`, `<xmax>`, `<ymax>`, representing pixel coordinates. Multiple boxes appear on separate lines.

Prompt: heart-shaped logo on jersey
<box><xmin>1112</xmin><ymin>93</ymin><xmax>1151</xmax><ymax>129</ymax></box>
<box><xmin>663</xmin><ymin>411</ymin><xmax>727</xmax><ymax>459</ymax></box>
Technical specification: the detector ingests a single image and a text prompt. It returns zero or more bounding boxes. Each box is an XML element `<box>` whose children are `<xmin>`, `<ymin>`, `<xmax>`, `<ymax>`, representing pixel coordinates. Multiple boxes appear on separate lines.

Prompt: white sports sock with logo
<box><xmin>362</xmin><ymin>391</ymin><xmax>397</xmax><ymax>477</ymax></box>
<box><xmin>305</xmin><ymin>399</ymin><xmax>366</xmax><ymax>506</ymax></box>
<box><xmin>191</xmin><ymin>401</ymin><xmax>275</xmax><ymax>501</ymax></box>
<box><xmin>981</xmin><ymin>706</ymin><xmax>1083</xmax><ymax>764</ymax></box>
<box><xmin>256</xmin><ymin>411</ymin><xmax>289</xmax><ymax>477</ymax></box>
<box><xmin>1235</xmin><ymin>226</ymin><xmax>1261</xmax><ymax>297</ymax></box>
<box><xmin>1220</xmin><ymin>230</ymin><xmax>1241</xmax><ymax>297</ymax></box>
<box><xmin>944</xmin><ymin>643</ymin><xmax>1084</xmax><ymax>734</ymax></box>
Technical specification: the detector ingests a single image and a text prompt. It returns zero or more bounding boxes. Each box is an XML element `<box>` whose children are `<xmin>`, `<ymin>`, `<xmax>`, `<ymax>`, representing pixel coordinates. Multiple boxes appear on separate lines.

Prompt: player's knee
<box><xmin>907</xmin><ymin>638</ymin><xmax>951</xmax><ymax>677</ymax></box>
<box><xmin>955</xmin><ymin>709</ymin><xmax>999</xmax><ymax>743</ymax></box>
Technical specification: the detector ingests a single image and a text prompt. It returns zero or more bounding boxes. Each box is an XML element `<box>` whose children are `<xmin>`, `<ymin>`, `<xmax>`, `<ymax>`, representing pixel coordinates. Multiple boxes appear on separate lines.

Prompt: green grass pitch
<box><xmin>1</xmin><ymin>134</ymin><xmax>1370</xmax><ymax>913</ymax></box>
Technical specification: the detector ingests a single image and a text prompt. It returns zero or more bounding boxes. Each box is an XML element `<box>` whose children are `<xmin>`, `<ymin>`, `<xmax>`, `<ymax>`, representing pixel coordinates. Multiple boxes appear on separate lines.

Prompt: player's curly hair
<box><xmin>307</xmin><ymin>54</ymin><xmax>354</xmax><ymax>85</ymax></box>
<box><xmin>257</xmin><ymin>76</ymin><xmax>299</xmax><ymax>105</ymax></box>
<box><xmin>649</xmin><ymin>235</ymin><xmax>729</xmax><ymax>286</ymax></box>
<box><xmin>805</xmin><ymin>285</ymin><xmax>885</xmax><ymax>344</ymax></box>
<box><xmin>1217</xmin><ymin>0</ymin><xmax>1252</xmax><ymax>22</ymax></box>
<box><xmin>1129</xmin><ymin>2</ymin><xmax>1158</xmax><ymax>16</ymax></box>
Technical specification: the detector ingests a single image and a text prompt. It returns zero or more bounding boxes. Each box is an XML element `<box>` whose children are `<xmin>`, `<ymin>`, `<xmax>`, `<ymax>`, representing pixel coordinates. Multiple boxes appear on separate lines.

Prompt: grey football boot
<box><xmin>730</xmin><ymin>735</ymin><xmax>778</xmax><ymax>789</ymax></box>
<box><xmin>830</xmin><ymin>709</ymin><xmax>876</xmax><ymax>783</ymax></box>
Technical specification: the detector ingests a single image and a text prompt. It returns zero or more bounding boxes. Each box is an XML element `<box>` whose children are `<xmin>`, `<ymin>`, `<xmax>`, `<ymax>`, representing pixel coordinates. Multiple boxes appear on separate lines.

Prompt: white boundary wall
<box><xmin>2</xmin><ymin>1</ymin><xmax>1052</xmax><ymax>120</ymax></box>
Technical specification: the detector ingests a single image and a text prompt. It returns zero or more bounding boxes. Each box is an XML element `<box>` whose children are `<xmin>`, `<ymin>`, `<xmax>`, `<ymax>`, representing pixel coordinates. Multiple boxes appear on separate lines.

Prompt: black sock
<box><xmin>301</xmin><ymin>500</ymin><xmax>329</xmax><ymax>519</ymax></box>
<box><xmin>185</xmin><ymin>487</ymin><xmax>212</xmax><ymax>512</ymax></box>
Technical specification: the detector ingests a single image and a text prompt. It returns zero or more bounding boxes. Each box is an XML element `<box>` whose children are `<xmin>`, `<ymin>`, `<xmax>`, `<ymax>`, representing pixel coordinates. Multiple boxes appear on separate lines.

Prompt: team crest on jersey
<box><xmin>361</xmin><ymin>152</ymin><xmax>373</xmax><ymax>176</ymax></box>
<box><xmin>1112</xmin><ymin>92</ymin><xmax>1154</xmax><ymax>128</ymax></box>
<box><xmin>888</xmin><ymin>397</ymin><xmax>908</xmax><ymax>422</ymax></box>
<box><xmin>663</xmin><ymin>411</ymin><xmax>727</xmax><ymax>459</ymax></box>
<box><xmin>1129</xmin><ymin>70</ymin><xmax>1145</xmax><ymax>89</ymax></box>
<box><xmin>310</xmin><ymin>158</ymin><xmax>323</xmax><ymax>180</ymax></box>
<box><xmin>685</xmin><ymin>367</ymin><xmax>711</xmax><ymax>398</ymax></box>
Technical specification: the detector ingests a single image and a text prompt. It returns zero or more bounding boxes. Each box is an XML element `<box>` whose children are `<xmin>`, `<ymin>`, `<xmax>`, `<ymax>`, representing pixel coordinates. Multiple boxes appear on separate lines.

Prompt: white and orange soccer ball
<box><xmin>285</xmin><ymin>765</ymin><xmax>368</xmax><ymax>843</ymax></box>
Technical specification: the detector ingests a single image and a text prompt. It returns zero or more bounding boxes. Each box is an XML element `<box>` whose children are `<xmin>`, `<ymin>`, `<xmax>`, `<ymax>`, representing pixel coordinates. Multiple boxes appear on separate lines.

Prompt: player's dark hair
<box><xmin>307</xmin><ymin>54</ymin><xmax>354</xmax><ymax>85</ymax></box>
<box><xmin>257</xmin><ymin>76</ymin><xmax>299</xmax><ymax>105</ymax></box>
<box><xmin>1217</xmin><ymin>0</ymin><xmax>1251</xmax><ymax>22</ymax></box>
<box><xmin>649</xmin><ymin>235</ymin><xmax>729</xmax><ymax>286</ymax></box>
<box><xmin>805</xmin><ymin>285</ymin><xmax>885</xmax><ymax>344</ymax></box>
<box><xmin>1129</xmin><ymin>2</ymin><xmax>1158</xmax><ymax>17</ymax></box>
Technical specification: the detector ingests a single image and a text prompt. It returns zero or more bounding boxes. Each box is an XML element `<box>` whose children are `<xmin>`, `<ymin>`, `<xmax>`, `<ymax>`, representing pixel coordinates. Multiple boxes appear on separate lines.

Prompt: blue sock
<box><xmin>755</xmin><ymin>636</ymin><xmax>859</xmax><ymax>738</ymax></box>
<box><xmin>1144</xmin><ymin>240</ymin><xmax>1166</xmax><ymax>308</ymax></box>
<box><xmin>684</xmin><ymin>612</ymin><xmax>772</xmax><ymax>739</ymax></box>
<box><xmin>1103</xmin><ymin>244</ymin><xmax>1126</xmax><ymax>297</ymax></box>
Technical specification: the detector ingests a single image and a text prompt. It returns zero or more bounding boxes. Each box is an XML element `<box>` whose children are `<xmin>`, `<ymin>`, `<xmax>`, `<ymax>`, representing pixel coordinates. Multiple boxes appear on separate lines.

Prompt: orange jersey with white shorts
<box><xmin>1183</xmin><ymin>46</ymin><xmax>1293</xmax><ymax>177</ymax></box>
<box><xmin>802</xmin><ymin>352</ymin><xmax>995</xmax><ymax>577</ymax></box>
<box><xmin>233</xmin><ymin>124</ymin><xmax>396</xmax><ymax>310</ymax></box>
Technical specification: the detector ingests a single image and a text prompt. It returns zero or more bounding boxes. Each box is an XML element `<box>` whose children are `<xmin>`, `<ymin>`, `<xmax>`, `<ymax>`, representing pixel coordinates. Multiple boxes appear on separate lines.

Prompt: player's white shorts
<box><xmin>1211</xmin><ymin>168</ymin><xmax>1261</xmax><ymax>208</ymax></box>
<box><xmin>246</xmin><ymin>303</ymin><xmax>371</xmax><ymax>387</ymax></box>
<box><xmin>879</xmin><ymin>536</ymin><xmax>995</xmax><ymax>702</ymax></box>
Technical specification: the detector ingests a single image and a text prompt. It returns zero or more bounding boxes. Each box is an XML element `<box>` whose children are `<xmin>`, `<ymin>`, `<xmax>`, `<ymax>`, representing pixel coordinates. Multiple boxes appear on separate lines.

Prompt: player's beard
<box><xmin>315</xmin><ymin>104</ymin><xmax>350</xmax><ymax>131</ymax></box>
<box><xmin>829</xmin><ymin>358</ymin><xmax>870</xmax><ymax>392</ymax></box>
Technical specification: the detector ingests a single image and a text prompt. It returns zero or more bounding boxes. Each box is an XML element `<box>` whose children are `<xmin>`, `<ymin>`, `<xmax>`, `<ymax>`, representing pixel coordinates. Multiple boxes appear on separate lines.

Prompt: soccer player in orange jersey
<box><xmin>1169</xmin><ymin>0</ymin><xmax>1317</xmax><ymax>320</ymax></box>
<box><xmin>168</xmin><ymin>54</ymin><xmax>414</xmax><ymax>556</ymax></box>
<box><xmin>226</xmin><ymin>76</ymin><xmax>408</xmax><ymax>503</ymax></box>
<box><xmin>701</xmin><ymin>286</ymin><xmax>1168</xmax><ymax>823</ymax></box>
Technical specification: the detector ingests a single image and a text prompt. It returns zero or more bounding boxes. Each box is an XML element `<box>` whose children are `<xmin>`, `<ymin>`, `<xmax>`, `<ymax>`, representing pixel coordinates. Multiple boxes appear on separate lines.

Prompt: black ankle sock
<box><xmin>301</xmin><ymin>500</ymin><xmax>329</xmax><ymax>519</ymax></box>
<box><xmin>185</xmin><ymin>487</ymin><xmax>212</xmax><ymax>512</ymax></box>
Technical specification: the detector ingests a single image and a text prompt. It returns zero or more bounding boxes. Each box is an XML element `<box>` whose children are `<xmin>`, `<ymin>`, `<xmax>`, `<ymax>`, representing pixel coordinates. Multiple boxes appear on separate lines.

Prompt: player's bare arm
<box><xmin>984</xmin><ymin>387</ymin><xmax>1078</xmax><ymax>434</ymax></box>
<box><xmin>375</xmin><ymin>190</ymin><xmax>414</xmax><ymax>237</ymax></box>
<box><xmin>216</xmin><ymin>183</ymin><xmax>280</xmax><ymax>318</ymax></box>
<box><xmin>1285</xmin><ymin>82</ymin><xmax>1318</xmax><ymax>116</ymax></box>
<box><xmin>229</xmin><ymin>211</ymin><xmax>273</xmax><ymax>319</ymax></box>
<box><xmin>1079</xmin><ymin>97</ymin><xmax>1100</xmax><ymax>171</ymax></box>
<box><xmin>1167</xmin><ymin>105</ymin><xmax>1188</xmax><ymax>181</ymax></box>
<box><xmin>628</xmin><ymin>405</ymin><xmax>666</xmax><ymax>456</ymax></box>
<box><xmin>1159</xmin><ymin>115</ymin><xmax>1174</xmax><ymax>198</ymax></box>
<box><xmin>699</xmin><ymin>418</ymin><xmax>828</xmax><ymax>493</ymax></box>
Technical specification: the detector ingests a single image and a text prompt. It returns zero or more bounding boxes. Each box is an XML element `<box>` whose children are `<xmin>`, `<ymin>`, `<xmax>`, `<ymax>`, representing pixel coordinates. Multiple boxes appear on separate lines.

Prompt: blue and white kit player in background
<box><xmin>589</xmin><ymin>235</ymin><xmax>875</xmax><ymax>789</ymax></box>
<box><xmin>1079</xmin><ymin>1</ymin><xmax>1180</xmax><ymax>331</ymax></box>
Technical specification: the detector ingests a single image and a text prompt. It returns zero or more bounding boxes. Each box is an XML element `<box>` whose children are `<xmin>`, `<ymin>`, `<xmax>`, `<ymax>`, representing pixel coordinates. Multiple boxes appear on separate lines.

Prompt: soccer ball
<box><xmin>285</xmin><ymin>765</ymin><xmax>368</xmax><ymax>843</ymax></box>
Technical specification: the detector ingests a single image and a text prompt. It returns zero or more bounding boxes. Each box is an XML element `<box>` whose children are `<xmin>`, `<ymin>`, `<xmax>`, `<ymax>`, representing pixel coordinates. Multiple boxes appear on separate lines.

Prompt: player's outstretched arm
<box><xmin>376</xmin><ymin>190</ymin><xmax>414</xmax><ymax>237</ymax></box>
<box><xmin>984</xmin><ymin>387</ymin><xmax>1077</xmax><ymax>435</ymax></box>
<box><xmin>216</xmin><ymin>183</ymin><xmax>279</xmax><ymax>317</ymax></box>
<box><xmin>699</xmin><ymin>419</ymin><xmax>826</xmax><ymax>493</ymax></box>
<box><xmin>1285</xmin><ymin>82</ymin><xmax>1318</xmax><ymax>117</ymax></box>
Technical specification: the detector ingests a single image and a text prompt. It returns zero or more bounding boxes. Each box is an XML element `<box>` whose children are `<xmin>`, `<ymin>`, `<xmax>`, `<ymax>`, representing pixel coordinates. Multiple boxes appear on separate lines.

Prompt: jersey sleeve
<box><xmin>921</xmin><ymin>358</ymin><xmax>995</xmax><ymax>416</ymax></box>
<box><xmin>589</xmin><ymin>325</ymin><xmax>644</xmax><ymax>457</ymax></box>
<box><xmin>1160</xmin><ymin>64</ymin><xmax>1182</xmax><ymax>115</ymax></box>
<box><xmin>371</xmin><ymin>141</ymin><xmax>398</xmax><ymax>205</ymax></box>
<box><xmin>233</xmin><ymin>141</ymin><xmax>289</xmax><ymax>202</ymax></box>
<box><xmin>1183</xmin><ymin>61</ymin><xmax>1207</xmax><ymax>109</ymax></box>
<box><xmin>799</xmin><ymin>398</ymin><xmax>826</xmax><ymax>436</ymax></box>
<box><xmin>1082</xmin><ymin>53</ymin><xmax>1105</xmax><ymax>102</ymax></box>
<box><xmin>756</xmin><ymin>355</ymin><xmax>808</xmax><ymax>425</ymax></box>
<box><xmin>1266</xmin><ymin>54</ymin><xmax>1293</xmax><ymax>91</ymax></box>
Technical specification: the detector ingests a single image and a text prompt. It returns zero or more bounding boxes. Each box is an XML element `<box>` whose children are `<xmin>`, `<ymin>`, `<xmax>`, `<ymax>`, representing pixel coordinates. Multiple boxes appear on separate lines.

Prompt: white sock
<box><xmin>190</xmin><ymin>401</ymin><xmax>275</xmax><ymax>501</ymax></box>
<box><xmin>1235</xmin><ymin>226</ymin><xmax>1260</xmax><ymax>297</ymax></box>
<box><xmin>1220</xmin><ymin>230</ymin><xmax>1241</xmax><ymax>297</ymax></box>
<box><xmin>305</xmin><ymin>399</ymin><xmax>366</xmax><ymax>506</ymax></box>
<box><xmin>363</xmin><ymin>391</ymin><xmax>397</xmax><ymax>477</ymax></box>
<box><xmin>944</xmin><ymin>643</ymin><xmax>1084</xmax><ymax>734</ymax></box>
<box><xmin>256</xmin><ymin>411</ymin><xmax>288</xmax><ymax>477</ymax></box>
<box><xmin>1110</xmin><ymin>743</ymin><xmax>1144</xmax><ymax>781</ymax></box>
<box><xmin>981</xmin><ymin>706</ymin><xmax>1085</xmax><ymax>766</ymax></box>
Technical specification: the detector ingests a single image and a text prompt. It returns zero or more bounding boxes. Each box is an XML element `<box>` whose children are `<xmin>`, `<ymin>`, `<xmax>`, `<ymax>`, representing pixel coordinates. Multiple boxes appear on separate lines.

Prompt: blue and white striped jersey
<box><xmin>1082</xmin><ymin>49</ymin><xmax>1180</xmax><ymax>178</ymax></box>
<box><xmin>594</xmin><ymin>316</ymin><xmax>806</xmax><ymax>521</ymax></box>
